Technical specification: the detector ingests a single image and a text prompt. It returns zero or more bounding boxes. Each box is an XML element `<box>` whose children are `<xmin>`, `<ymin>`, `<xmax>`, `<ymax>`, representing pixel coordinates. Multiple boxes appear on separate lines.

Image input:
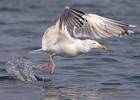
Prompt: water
<box><xmin>0</xmin><ymin>0</ymin><xmax>140</xmax><ymax>100</ymax></box>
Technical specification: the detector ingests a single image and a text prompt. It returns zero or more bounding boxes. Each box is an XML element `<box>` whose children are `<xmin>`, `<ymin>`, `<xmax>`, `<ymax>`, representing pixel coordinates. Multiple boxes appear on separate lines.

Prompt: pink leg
<box><xmin>49</xmin><ymin>55</ymin><xmax>55</xmax><ymax>74</ymax></box>
<box><xmin>42</xmin><ymin>54</ymin><xmax>55</xmax><ymax>74</ymax></box>
<box><xmin>42</xmin><ymin>62</ymin><xmax>51</xmax><ymax>72</ymax></box>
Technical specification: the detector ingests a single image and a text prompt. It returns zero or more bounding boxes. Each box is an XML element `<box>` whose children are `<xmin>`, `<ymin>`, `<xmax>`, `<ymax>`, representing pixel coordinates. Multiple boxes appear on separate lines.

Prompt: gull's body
<box><xmin>38</xmin><ymin>6</ymin><xmax>135</xmax><ymax>73</ymax></box>
<box><xmin>42</xmin><ymin>26</ymin><xmax>100</xmax><ymax>57</ymax></box>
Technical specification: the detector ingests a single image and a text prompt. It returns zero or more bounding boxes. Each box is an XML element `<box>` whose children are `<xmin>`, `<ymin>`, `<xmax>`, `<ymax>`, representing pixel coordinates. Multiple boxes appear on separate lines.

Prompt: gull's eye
<box><xmin>93</xmin><ymin>42</ymin><xmax>96</xmax><ymax>44</ymax></box>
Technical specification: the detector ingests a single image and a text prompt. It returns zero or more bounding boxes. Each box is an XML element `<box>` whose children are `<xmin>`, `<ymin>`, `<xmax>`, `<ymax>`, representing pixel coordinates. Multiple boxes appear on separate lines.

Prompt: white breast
<box><xmin>52</xmin><ymin>43</ymin><xmax>78</xmax><ymax>57</ymax></box>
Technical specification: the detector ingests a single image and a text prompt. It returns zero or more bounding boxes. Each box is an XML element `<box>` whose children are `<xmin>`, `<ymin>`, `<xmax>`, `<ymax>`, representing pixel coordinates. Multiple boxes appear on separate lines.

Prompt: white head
<box><xmin>84</xmin><ymin>39</ymin><xmax>107</xmax><ymax>50</ymax></box>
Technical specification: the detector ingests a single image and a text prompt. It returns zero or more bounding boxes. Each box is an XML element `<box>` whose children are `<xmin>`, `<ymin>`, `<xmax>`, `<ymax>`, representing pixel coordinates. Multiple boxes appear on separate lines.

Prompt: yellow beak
<box><xmin>99</xmin><ymin>44</ymin><xmax>107</xmax><ymax>50</ymax></box>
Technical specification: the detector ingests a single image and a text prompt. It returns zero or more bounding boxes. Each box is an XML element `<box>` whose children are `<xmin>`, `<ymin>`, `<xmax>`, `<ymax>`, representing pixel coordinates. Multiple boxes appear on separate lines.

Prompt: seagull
<box><xmin>34</xmin><ymin>6</ymin><xmax>136</xmax><ymax>74</ymax></box>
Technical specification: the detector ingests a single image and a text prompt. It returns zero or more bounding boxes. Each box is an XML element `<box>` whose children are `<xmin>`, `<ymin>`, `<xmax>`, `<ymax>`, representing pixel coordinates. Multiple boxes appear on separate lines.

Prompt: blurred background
<box><xmin>0</xmin><ymin>0</ymin><xmax>140</xmax><ymax>100</ymax></box>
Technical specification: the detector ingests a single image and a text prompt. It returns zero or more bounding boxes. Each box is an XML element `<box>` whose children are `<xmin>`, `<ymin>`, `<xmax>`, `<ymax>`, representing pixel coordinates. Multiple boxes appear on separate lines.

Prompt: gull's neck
<box><xmin>75</xmin><ymin>39</ymin><xmax>92</xmax><ymax>53</ymax></box>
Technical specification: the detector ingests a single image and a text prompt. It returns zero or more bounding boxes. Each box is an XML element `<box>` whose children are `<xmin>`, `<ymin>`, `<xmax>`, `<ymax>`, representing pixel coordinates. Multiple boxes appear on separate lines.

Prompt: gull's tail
<box><xmin>29</xmin><ymin>48</ymin><xmax>43</xmax><ymax>54</ymax></box>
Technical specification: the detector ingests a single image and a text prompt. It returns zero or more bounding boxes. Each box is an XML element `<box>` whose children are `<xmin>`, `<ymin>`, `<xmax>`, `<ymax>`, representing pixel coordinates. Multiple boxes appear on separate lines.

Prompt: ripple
<box><xmin>0</xmin><ymin>7</ymin><xmax>24</xmax><ymax>12</ymax></box>
<box><xmin>100</xmin><ymin>57</ymin><xmax>120</xmax><ymax>63</ymax></box>
<box><xmin>0</xmin><ymin>22</ymin><xmax>8</xmax><ymax>25</ymax></box>
<box><xmin>131</xmin><ymin>55</ymin><xmax>140</xmax><ymax>59</ymax></box>
<box><xmin>0</xmin><ymin>61</ymin><xmax>6</xmax><ymax>66</ymax></box>
<box><xmin>23</xmin><ymin>46</ymin><xmax>41</xmax><ymax>51</ymax></box>
<box><xmin>98</xmin><ymin>87</ymin><xmax>133</xmax><ymax>93</ymax></box>
<box><xmin>0</xmin><ymin>75</ymin><xmax>17</xmax><ymax>81</ymax></box>
<box><xmin>101</xmin><ymin>82</ymin><xmax>121</xmax><ymax>85</ymax></box>
<box><xmin>126</xmin><ymin>75</ymin><xmax>140</xmax><ymax>81</ymax></box>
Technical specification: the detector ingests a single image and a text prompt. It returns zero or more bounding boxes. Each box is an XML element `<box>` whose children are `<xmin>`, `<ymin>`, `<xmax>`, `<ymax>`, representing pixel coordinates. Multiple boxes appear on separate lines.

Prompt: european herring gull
<box><xmin>34</xmin><ymin>6</ymin><xmax>136</xmax><ymax>74</ymax></box>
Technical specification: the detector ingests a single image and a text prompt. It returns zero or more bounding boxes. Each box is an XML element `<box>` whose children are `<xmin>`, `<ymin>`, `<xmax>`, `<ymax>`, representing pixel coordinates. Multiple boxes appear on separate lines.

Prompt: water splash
<box><xmin>6</xmin><ymin>57</ymin><xmax>38</xmax><ymax>82</ymax></box>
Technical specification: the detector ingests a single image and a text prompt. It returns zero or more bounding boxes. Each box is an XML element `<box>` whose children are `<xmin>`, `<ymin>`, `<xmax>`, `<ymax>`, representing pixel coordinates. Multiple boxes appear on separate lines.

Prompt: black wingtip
<box><xmin>71</xmin><ymin>8</ymin><xmax>85</xmax><ymax>15</ymax></box>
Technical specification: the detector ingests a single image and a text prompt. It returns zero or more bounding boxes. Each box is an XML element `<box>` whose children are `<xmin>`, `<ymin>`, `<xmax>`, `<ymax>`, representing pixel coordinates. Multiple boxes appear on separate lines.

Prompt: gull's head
<box><xmin>85</xmin><ymin>40</ymin><xmax>107</xmax><ymax>50</ymax></box>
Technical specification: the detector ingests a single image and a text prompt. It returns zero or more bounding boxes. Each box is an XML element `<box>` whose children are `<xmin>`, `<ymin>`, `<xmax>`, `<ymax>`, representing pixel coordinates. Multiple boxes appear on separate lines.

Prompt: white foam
<box><xmin>6</xmin><ymin>57</ymin><xmax>38</xmax><ymax>82</ymax></box>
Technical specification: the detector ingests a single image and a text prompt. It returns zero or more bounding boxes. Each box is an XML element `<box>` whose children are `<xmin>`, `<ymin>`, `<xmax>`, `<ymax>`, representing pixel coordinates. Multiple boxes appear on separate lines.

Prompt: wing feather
<box><xmin>58</xmin><ymin>7</ymin><xmax>135</xmax><ymax>39</ymax></box>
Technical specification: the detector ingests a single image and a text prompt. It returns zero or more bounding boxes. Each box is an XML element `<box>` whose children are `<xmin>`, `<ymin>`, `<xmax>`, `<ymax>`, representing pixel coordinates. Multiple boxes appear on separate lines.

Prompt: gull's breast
<box><xmin>53</xmin><ymin>44</ymin><xmax>79</xmax><ymax>57</ymax></box>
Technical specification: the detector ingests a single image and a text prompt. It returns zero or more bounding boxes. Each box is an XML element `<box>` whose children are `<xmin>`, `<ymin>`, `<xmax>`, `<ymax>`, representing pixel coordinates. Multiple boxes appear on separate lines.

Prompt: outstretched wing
<box><xmin>58</xmin><ymin>6</ymin><xmax>135</xmax><ymax>39</ymax></box>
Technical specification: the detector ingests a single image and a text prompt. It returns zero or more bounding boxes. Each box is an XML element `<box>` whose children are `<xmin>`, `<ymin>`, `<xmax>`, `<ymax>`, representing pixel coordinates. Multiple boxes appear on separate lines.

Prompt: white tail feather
<box><xmin>29</xmin><ymin>49</ymin><xmax>43</xmax><ymax>54</ymax></box>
